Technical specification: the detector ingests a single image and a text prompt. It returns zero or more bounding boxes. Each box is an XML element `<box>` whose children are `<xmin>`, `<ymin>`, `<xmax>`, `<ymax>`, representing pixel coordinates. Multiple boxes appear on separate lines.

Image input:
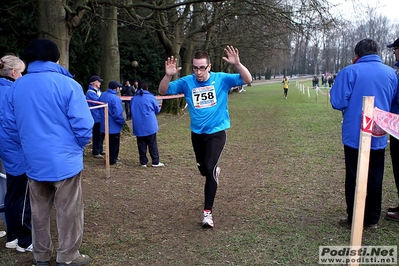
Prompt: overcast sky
<box><xmin>329</xmin><ymin>0</ymin><xmax>397</xmax><ymax>23</ymax></box>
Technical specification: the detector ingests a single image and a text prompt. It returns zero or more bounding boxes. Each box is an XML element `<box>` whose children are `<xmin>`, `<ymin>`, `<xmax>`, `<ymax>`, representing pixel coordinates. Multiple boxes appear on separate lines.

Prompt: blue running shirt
<box><xmin>166</xmin><ymin>72</ymin><xmax>245</xmax><ymax>134</ymax></box>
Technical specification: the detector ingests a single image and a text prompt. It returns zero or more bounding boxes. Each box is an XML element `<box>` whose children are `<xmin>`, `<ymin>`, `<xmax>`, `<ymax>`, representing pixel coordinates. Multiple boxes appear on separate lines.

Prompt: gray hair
<box><xmin>354</xmin><ymin>38</ymin><xmax>380</xmax><ymax>58</ymax></box>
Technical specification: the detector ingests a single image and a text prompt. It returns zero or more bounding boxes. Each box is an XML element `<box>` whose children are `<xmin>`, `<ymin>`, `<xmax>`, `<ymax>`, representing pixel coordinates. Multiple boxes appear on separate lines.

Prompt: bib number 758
<box><xmin>194</xmin><ymin>91</ymin><xmax>215</xmax><ymax>101</ymax></box>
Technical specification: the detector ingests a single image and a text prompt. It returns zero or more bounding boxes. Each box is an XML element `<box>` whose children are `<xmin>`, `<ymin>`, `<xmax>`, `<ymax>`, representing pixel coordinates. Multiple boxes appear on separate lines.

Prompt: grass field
<box><xmin>1</xmin><ymin>79</ymin><xmax>398</xmax><ymax>266</ymax></box>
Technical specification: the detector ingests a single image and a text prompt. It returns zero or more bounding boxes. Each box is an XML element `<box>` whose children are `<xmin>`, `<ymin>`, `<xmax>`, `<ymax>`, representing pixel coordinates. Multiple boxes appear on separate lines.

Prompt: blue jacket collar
<box><xmin>27</xmin><ymin>61</ymin><xmax>74</xmax><ymax>78</ymax></box>
<box><xmin>0</xmin><ymin>77</ymin><xmax>14</xmax><ymax>86</ymax></box>
<box><xmin>356</xmin><ymin>54</ymin><xmax>383</xmax><ymax>64</ymax></box>
<box><xmin>106</xmin><ymin>89</ymin><xmax>118</xmax><ymax>94</ymax></box>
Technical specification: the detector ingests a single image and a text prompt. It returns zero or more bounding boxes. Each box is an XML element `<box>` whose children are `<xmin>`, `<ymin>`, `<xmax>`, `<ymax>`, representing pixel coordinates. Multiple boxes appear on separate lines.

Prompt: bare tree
<box><xmin>99</xmin><ymin>5</ymin><xmax>120</xmax><ymax>88</ymax></box>
<box><xmin>37</xmin><ymin>0</ymin><xmax>90</xmax><ymax>69</ymax></box>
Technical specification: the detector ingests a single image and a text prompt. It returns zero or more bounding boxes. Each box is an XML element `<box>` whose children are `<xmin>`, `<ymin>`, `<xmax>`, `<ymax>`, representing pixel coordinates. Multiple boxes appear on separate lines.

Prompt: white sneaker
<box><xmin>215</xmin><ymin>166</ymin><xmax>221</xmax><ymax>186</ymax></box>
<box><xmin>152</xmin><ymin>162</ymin><xmax>165</xmax><ymax>167</ymax></box>
<box><xmin>202</xmin><ymin>211</ymin><xmax>214</xmax><ymax>228</ymax></box>
<box><xmin>5</xmin><ymin>238</ymin><xmax>18</xmax><ymax>249</ymax></box>
<box><xmin>16</xmin><ymin>243</ymin><xmax>33</xmax><ymax>253</ymax></box>
<box><xmin>141</xmin><ymin>164</ymin><xmax>147</xmax><ymax>167</ymax></box>
<box><xmin>0</xmin><ymin>231</ymin><xmax>5</xmax><ymax>238</ymax></box>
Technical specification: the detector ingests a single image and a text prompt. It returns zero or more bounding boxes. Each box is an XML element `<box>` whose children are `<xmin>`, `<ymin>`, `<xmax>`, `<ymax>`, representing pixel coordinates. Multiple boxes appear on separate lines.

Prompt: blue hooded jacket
<box><xmin>99</xmin><ymin>89</ymin><xmax>125</xmax><ymax>134</ymax></box>
<box><xmin>2</xmin><ymin>61</ymin><xmax>94</xmax><ymax>182</ymax></box>
<box><xmin>330</xmin><ymin>54</ymin><xmax>398</xmax><ymax>149</ymax></box>
<box><xmin>86</xmin><ymin>85</ymin><xmax>102</xmax><ymax>123</ymax></box>
<box><xmin>130</xmin><ymin>90</ymin><xmax>160</xmax><ymax>137</ymax></box>
<box><xmin>0</xmin><ymin>77</ymin><xmax>26</xmax><ymax>176</ymax></box>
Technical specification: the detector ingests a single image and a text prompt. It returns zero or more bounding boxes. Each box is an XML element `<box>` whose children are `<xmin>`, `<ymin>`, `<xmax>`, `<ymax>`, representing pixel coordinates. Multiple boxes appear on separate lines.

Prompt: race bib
<box><xmin>192</xmin><ymin>85</ymin><xmax>217</xmax><ymax>109</ymax></box>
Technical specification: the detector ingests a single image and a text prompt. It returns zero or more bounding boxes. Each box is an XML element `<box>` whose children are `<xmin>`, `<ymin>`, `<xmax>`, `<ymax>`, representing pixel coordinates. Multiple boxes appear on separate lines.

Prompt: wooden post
<box><xmin>327</xmin><ymin>89</ymin><xmax>330</xmax><ymax>109</ymax></box>
<box><xmin>104</xmin><ymin>104</ymin><xmax>110</xmax><ymax>179</ymax></box>
<box><xmin>307</xmin><ymin>87</ymin><xmax>310</xmax><ymax>97</ymax></box>
<box><xmin>349</xmin><ymin>96</ymin><xmax>374</xmax><ymax>266</ymax></box>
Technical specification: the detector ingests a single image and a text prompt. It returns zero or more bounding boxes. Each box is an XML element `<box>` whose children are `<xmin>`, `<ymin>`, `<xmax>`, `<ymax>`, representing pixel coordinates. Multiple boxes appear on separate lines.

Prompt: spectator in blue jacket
<box><xmin>0</xmin><ymin>54</ymin><xmax>33</xmax><ymax>253</ymax></box>
<box><xmin>131</xmin><ymin>81</ymin><xmax>164</xmax><ymax>167</ymax></box>
<box><xmin>330</xmin><ymin>38</ymin><xmax>398</xmax><ymax>229</ymax></box>
<box><xmin>385</xmin><ymin>38</ymin><xmax>399</xmax><ymax>222</ymax></box>
<box><xmin>99</xmin><ymin>81</ymin><xmax>125</xmax><ymax>165</ymax></box>
<box><xmin>2</xmin><ymin>39</ymin><xmax>93</xmax><ymax>266</ymax></box>
<box><xmin>86</xmin><ymin>75</ymin><xmax>104</xmax><ymax>159</ymax></box>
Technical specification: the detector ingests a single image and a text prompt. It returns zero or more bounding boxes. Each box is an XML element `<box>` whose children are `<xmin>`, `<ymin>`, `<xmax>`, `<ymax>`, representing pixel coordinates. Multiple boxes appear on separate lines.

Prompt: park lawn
<box><xmin>1</xmin><ymin>79</ymin><xmax>398</xmax><ymax>266</ymax></box>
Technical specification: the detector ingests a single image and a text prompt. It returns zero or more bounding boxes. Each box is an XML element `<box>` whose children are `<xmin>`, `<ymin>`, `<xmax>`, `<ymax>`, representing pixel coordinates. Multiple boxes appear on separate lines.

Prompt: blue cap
<box><xmin>108</xmin><ymin>81</ymin><xmax>122</xmax><ymax>89</ymax></box>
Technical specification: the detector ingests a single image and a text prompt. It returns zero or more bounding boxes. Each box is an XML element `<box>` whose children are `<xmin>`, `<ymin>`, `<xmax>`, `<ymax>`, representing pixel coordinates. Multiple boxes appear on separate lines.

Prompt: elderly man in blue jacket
<box><xmin>330</xmin><ymin>38</ymin><xmax>398</xmax><ymax>229</ymax></box>
<box><xmin>2</xmin><ymin>39</ymin><xmax>93</xmax><ymax>266</ymax></box>
<box><xmin>86</xmin><ymin>75</ymin><xmax>104</xmax><ymax>159</ymax></box>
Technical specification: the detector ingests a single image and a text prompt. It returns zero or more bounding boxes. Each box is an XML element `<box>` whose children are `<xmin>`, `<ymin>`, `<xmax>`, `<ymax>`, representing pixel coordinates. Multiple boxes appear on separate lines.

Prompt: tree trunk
<box><xmin>155</xmin><ymin>3</ymin><xmax>203</xmax><ymax>114</ymax></box>
<box><xmin>37</xmin><ymin>0</ymin><xmax>71</xmax><ymax>69</ymax></box>
<box><xmin>99</xmin><ymin>6</ymin><xmax>120</xmax><ymax>90</ymax></box>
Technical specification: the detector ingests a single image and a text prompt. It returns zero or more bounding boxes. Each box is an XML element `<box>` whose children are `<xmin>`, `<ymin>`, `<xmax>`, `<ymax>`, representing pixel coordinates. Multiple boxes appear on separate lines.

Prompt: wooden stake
<box><xmin>349</xmin><ymin>96</ymin><xmax>374</xmax><ymax>266</ymax></box>
<box><xmin>327</xmin><ymin>89</ymin><xmax>329</xmax><ymax>109</ymax></box>
<box><xmin>104</xmin><ymin>104</ymin><xmax>111</xmax><ymax>179</ymax></box>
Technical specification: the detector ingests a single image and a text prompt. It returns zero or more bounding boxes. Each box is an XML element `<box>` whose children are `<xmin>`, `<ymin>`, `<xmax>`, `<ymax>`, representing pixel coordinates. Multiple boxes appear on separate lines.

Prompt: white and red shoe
<box><xmin>202</xmin><ymin>210</ymin><xmax>214</xmax><ymax>228</ymax></box>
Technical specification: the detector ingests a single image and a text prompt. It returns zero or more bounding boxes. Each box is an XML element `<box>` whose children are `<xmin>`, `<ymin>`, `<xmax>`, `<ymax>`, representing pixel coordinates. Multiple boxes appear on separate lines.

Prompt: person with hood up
<box><xmin>131</xmin><ymin>81</ymin><xmax>164</xmax><ymax>168</ymax></box>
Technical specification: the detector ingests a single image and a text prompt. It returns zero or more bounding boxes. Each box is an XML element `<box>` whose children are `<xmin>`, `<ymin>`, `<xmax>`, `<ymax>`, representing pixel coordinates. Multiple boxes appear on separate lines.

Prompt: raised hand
<box><xmin>165</xmin><ymin>56</ymin><xmax>182</xmax><ymax>76</ymax></box>
<box><xmin>222</xmin><ymin>45</ymin><xmax>240</xmax><ymax>65</ymax></box>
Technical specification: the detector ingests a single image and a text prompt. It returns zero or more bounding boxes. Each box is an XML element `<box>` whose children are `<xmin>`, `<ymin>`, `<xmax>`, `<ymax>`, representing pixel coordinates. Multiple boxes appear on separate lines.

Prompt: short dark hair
<box><xmin>193</xmin><ymin>51</ymin><xmax>210</xmax><ymax>64</ymax></box>
<box><xmin>141</xmin><ymin>81</ymin><xmax>148</xmax><ymax>90</ymax></box>
<box><xmin>138</xmin><ymin>81</ymin><xmax>148</xmax><ymax>96</ymax></box>
<box><xmin>354</xmin><ymin>38</ymin><xmax>380</xmax><ymax>58</ymax></box>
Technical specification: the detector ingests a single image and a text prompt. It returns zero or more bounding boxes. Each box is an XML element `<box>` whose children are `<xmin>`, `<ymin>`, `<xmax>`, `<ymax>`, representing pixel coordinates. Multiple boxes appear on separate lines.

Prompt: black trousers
<box><xmin>344</xmin><ymin>145</ymin><xmax>385</xmax><ymax>225</ymax></box>
<box><xmin>136</xmin><ymin>133</ymin><xmax>159</xmax><ymax>165</ymax></box>
<box><xmin>390</xmin><ymin>135</ymin><xmax>399</xmax><ymax>200</ymax></box>
<box><xmin>283</xmin><ymin>88</ymin><xmax>288</xmax><ymax>97</ymax></box>
<box><xmin>5</xmin><ymin>173</ymin><xmax>32</xmax><ymax>247</ymax></box>
<box><xmin>102</xmin><ymin>133</ymin><xmax>120</xmax><ymax>165</ymax></box>
<box><xmin>191</xmin><ymin>130</ymin><xmax>226</xmax><ymax>211</ymax></box>
<box><xmin>123</xmin><ymin>100</ymin><xmax>131</xmax><ymax>120</ymax></box>
<box><xmin>92</xmin><ymin>122</ymin><xmax>104</xmax><ymax>155</ymax></box>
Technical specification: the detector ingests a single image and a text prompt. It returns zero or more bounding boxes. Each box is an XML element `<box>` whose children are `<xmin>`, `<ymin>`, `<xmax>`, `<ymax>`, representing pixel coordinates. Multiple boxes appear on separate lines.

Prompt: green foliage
<box><xmin>0</xmin><ymin>2</ymin><xmax>165</xmax><ymax>94</ymax></box>
<box><xmin>69</xmin><ymin>18</ymin><xmax>165</xmax><ymax>92</ymax></box>
<box><xmin>69</xmin><ymin>22</ymin><xmax>102</xmax><ymax>90</ymax></box>
<box><xmin>119</xmin><ymin>25</ymin><xmax>165</xmax><ymax>93</ymax></box>
<box><xmin>0</xmin><ymin>0</ymin><xmax>38</xmax><ymax>57</ymax></box>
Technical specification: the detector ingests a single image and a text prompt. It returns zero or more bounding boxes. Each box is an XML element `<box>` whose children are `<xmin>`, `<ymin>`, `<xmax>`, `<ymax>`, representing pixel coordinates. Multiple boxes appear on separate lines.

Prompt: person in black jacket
<box><xmin>328</xmin><ymin>75</ymin><xmax>334</xmax><ymax>87</ymax></box>
<box><xmin>120</xmin><ymin>80</ymin><xmax>135</xmax><ymax>120</ymax></box>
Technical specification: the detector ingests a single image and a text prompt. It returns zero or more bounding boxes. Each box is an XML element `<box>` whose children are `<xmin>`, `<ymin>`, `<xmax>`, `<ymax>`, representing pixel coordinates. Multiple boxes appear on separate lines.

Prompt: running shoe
<box><xmin>202</xmin><ymin>211</ymin><xmax>214</xmax><ymax>228</ymax></box>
